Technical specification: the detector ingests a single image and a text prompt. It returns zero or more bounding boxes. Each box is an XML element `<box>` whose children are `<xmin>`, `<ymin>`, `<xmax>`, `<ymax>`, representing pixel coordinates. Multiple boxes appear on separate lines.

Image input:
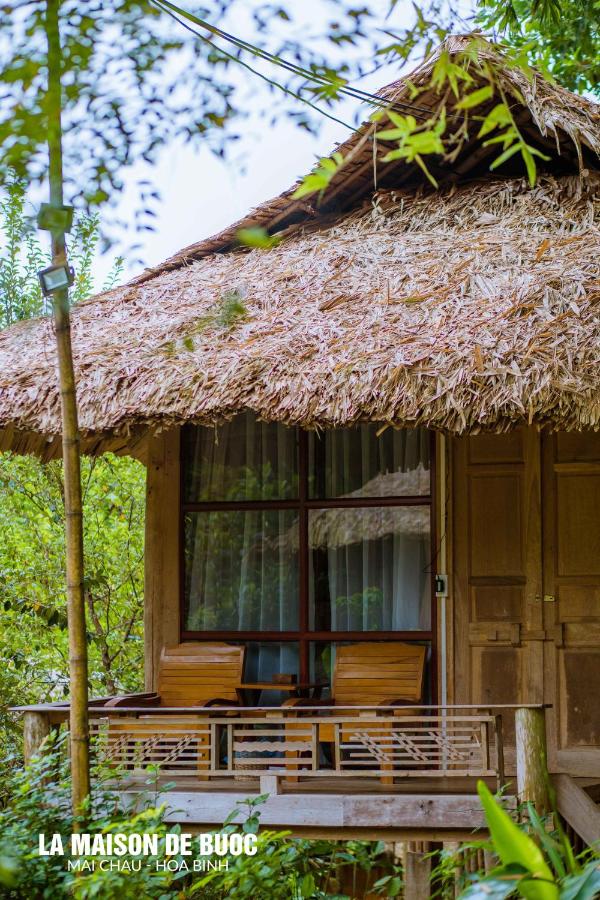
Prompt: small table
<box><xmin>236</xmin><ymin>681</ymin><xmax>327</xmax><ymax>705</ymax></box>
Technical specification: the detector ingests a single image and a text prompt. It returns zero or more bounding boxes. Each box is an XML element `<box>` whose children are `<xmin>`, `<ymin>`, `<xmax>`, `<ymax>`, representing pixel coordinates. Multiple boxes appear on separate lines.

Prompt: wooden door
<box><xmin>542</xmin><ymin>432</ymin><xmax>600</xmax><ymax>775</ymax></box>
<box><xmin>453</xmin><ymin>428</ymin><xmax>545</xmax><ymax>769</ymax></box>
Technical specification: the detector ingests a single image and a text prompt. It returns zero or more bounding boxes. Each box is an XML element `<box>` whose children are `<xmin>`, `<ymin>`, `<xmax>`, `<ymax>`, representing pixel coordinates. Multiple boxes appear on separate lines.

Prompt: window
<box><xmin>181</xmin><ymin>413</ymin><xmax>434</xmax><ymax>694</ymax></box>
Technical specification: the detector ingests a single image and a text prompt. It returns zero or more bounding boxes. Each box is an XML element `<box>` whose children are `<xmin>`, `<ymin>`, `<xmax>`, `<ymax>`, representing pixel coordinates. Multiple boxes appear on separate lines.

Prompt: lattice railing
<box><xmin>89</xmin><ymin>708</ymin><xmax>504</xmax><ymax>784</ymax></box>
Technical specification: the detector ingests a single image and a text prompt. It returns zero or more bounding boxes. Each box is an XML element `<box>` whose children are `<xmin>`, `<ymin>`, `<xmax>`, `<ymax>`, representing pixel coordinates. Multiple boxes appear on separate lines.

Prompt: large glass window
<box><xmin>181</xmin><ymin>414</ymin><xmax>434</xmax><ymax>688</ymax></box>
<box><xmin>184</xmin><ymin>510</ymin><xmax>299</xmax><ymax>631</ymax></box>
<box><xmin>308</xmin><ymin>427</ymin><xmax>430</xmax><ymax>498</ymax></box>
<box><xmin>309</xmin><ymin>506</ymin><xmax>431</xmax><ymax>632</ymax></box>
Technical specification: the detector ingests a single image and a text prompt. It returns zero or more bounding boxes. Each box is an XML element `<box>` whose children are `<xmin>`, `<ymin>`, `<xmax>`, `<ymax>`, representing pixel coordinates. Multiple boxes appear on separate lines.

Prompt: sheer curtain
<box><xmin>183</xmin><ymin>415</ymin><xmax>299</xmax><ymax>686</ymax></box>
<box><xmin>309</xmin><ymin>427</ymin><xmax>431</xmax><ymax>632</ymax></box>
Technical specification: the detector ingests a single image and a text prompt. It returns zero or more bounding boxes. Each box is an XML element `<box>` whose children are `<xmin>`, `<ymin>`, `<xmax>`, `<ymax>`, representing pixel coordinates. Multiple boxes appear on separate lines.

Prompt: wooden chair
<box><xmin>103</xmin><ymin>642</ymin><xmax>244</xmax><ymax>778</ymax></box>
<box><xmin>286</xmin><ymin>642</ymin><xmax>426</xmax><ymax>783</ymax></box>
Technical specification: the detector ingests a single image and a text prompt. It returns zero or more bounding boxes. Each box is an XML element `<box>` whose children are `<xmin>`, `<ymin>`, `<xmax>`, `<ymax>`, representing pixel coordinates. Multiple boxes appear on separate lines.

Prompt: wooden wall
<box><xmin>451</xmin><ymin>427</ymin><xmax>600</xmax><ymax>775</ymax></box>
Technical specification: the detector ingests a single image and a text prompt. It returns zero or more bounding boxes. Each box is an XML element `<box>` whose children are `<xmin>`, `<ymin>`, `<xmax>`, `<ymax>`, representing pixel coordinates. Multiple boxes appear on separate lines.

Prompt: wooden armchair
<box><xmin>105</xmin><ymin>642</ymin><xmax>245</xmax><ymax>709</ymax></box>
<box><xmin>103</xmin><ymin>643</ymin><xmax>245</xmax><ymax>777</ymax></box>
<box><xmin>285</xmin><ymin>642</ymin><xmax>426</xmax><ymax>783</ymax></box>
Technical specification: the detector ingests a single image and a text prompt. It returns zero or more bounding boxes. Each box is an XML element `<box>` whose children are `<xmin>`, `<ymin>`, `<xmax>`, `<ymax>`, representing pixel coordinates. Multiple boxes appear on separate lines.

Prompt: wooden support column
<box><xmin>144</xmin><ymin>428</ymin><xmax>181</xmax><ymax>690</ymax></box>
<box><xmin>515</xmin><ymin>707</ymin><xmax>550</xmax><ymax>814</ymax></box>
<box><xmin>402</xmin><ymin>841</ymin><xmax>432</xmax><ymax>900</ymax></box>
<box><xmin>23</xmin><ymin>712</ymin><xmax>51</xmax><ymax>764</ymax></box>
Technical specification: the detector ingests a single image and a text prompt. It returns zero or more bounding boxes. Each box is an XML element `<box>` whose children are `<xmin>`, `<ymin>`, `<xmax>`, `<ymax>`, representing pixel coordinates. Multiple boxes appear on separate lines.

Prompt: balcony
<box><xmin>14</xmin><ymin>702</ymin><xmax>541</xmax><ymax>838</ymax></box>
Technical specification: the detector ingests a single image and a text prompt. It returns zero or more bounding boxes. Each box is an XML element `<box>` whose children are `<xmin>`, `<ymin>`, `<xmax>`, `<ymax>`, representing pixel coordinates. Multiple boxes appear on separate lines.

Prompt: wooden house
<box><xmin>2</xmin><ymin>36</ymin><xmax>600</xmax><ymax>863</ymax></box>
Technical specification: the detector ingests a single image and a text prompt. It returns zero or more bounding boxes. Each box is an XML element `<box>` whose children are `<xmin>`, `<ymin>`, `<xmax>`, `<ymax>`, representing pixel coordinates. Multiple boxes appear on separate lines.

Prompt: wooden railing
<box><xmin>12</xmin><ymin>704</ymin><xmax>504</xmax><ymax>784</ymax></box>
<box><xmin>78</xmin><ymin>706</ymin><xmax>506</xmax><ymax>785</ymax></box>
<box><xmin>14</xmin><ymin>703</ymin><xmax>561</xmax><ymax>803</ymax></box>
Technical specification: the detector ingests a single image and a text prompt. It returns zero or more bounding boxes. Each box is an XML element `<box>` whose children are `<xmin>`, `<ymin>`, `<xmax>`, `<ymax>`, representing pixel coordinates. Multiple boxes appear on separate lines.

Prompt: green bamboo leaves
<box><xmin>377</xmin><ymin>109</ymin><xmax>446</xmax><ymax>187</ymax></box>
<box><xmin>292</xmin><ymin>152</ymin><xmax>345</xmax><ymax>199</ymax></box>
<box><xmin>476</xmin><ymin>781</ymin><xmax>558</xmax><ymax>900</ymax></box>
<box><xmin>477</xmin><ymin>103</ymin><xmax>549</xmax><ymax>187</ymax></box>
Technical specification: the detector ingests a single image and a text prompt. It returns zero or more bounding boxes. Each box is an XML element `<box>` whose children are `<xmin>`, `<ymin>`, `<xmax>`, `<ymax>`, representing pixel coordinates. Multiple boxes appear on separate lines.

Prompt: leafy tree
<box><xmin>477</xmin><ymin>0</ymin><xmax>600</xmax><ymax>97</ymax></box>
<box><xmin>0</xmin><ymin>177</ymin><xmax>144</xmax><ymax>766</ymax></box>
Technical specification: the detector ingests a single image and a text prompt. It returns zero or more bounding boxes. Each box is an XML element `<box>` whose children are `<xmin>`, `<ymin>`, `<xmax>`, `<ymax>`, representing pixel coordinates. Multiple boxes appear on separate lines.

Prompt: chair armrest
<box><xmin>282</xmin><ymin>697</ymin><xmax>335</xmax><ymax>709</ymax></box>
<box><xmin>200</xmin><ymin>698</ymin><xmax>240</xmax><ymax>708</ymax></box>
<box><xmin>104</xmin><ymin>693</ymin><xmax>160</xmax><ymax>708</ymax></box>
<box><xmin>377</xmin><ymin>698</ymin><xmax>423</xmax><ymax>709</ymax></box>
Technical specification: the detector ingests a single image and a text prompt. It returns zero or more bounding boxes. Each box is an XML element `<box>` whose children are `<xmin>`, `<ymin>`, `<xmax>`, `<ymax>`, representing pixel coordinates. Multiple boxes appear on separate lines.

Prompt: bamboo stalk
<box><xmin>45</xmin><ymin>0</ymin><xmax>90</xmax><ymax>817</ymax></box>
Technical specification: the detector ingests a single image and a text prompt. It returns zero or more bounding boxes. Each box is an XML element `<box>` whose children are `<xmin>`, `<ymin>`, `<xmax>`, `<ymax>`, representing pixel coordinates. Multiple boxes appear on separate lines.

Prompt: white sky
<box><xmin>93</xmin><ymin>0</ymin><xmax>475</xmax><ymax>284</ymax></box>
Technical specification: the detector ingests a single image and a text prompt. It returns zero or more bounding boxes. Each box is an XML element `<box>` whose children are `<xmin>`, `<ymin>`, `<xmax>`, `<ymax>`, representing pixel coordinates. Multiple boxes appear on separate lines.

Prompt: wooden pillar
<box><xmin>402</xmin><ymin>841</ymin><xmax>432</xmax><ymax>900</ymax></box>
<box><xmin>144</xmin><ymin>429</ymin><xmax>181</xmax><ymax>691</ymax></box>
<box><xmin>515</xmin><ymin>707</ymin><xmax>550</xmax><ymax>814</ymax></box>
<box><xmin>23</xmin><ymin>712</ymin><xmax>51</xmax><ymax>764</ymax></box>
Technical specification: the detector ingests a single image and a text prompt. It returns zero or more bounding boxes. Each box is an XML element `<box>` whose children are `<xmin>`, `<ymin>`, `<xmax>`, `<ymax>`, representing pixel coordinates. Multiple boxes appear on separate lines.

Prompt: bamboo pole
<box><xmin>515</xmin><ymin>707</ymin><xmax>549</xmax><ymax>815</ymax></box>
<box><xmin>45</xmin><ymin>0</ymin><xmax>90</xmax><ymax>816</ymax></box>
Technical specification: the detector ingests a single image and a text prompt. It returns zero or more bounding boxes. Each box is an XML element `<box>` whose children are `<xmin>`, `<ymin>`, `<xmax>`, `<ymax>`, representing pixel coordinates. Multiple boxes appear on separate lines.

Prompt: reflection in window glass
<box><xmin>309</xmin><ymin>506</ymin><xmax>431</xmax><ymax>631</ymax></box>
<box><xmin>182</xmin><ymin>413</ymin><xmax>299</xmax><ymax>501</ymax></box>
<box><xmin>184</xmin><ymin>510</ymin><xmax>299</xmax><ymax>631</ymax></box>
<box><xmin>308</xmin><ymin>425</ymin><xmax>430</xmax><ymax>499</ymax></box>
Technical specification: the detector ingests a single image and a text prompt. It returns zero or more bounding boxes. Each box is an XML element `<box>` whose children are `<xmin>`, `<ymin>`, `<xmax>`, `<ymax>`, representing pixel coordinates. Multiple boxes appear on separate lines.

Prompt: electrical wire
<box><xmin>151</xmin><ymin>0</ymin><xmax>435</xmax><ymax>123</ymax></box>
<box><xmin>157</xmin><ymin>2</ymin><xmax>358</xmax><ymax>131</ymax></box>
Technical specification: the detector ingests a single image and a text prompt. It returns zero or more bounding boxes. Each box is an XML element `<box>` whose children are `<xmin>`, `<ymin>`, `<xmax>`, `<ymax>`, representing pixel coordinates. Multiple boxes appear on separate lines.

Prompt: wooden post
<box><xmin>23</xmin><ymin>712</ymin><xmax>51</xmax><ymax>764</ymax></box>
<box><xmin>402</xmin><ymin>841</ymin><xmax>432</xmax><ymax>900</ymax></box>
<box><xmin>515</xmin><ymin>707</ymin><xmax>550</xmax><ymax>814</ymax></box>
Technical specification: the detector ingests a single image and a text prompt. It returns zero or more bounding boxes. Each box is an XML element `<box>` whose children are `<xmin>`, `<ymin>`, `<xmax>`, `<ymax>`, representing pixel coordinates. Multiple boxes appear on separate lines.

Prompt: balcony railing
<box><xmin>15</xmin><ymin>703</ymin><xmax>510</xmax><ymax>788</ymax></box>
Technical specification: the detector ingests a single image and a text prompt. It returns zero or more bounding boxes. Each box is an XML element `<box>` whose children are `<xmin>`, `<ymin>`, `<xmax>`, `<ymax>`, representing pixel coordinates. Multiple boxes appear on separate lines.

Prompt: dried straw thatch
<box><xmin>0</xmin><ymin>37</ymin><xmax>599</xmax><ymax>458</ymax></box>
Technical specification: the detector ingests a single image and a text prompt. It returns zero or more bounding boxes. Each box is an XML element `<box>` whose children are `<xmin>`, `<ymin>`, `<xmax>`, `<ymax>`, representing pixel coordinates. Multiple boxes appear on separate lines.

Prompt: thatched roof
<box><xmin>1</xmin><ymin>36</ymin><xmax>599</xmax><ymax>458</ymax></box>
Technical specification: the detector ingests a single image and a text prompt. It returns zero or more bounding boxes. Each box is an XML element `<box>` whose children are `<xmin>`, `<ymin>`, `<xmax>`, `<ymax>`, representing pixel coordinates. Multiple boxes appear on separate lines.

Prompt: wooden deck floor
<box><xmin>119</xmin><ymin>775</ymin><xmax>516</xmax><ymax>838</ymax></box>
<box><xmin>119</xmin><ymin>774</ymin><xmax>504</xmax><ymax>794</ymax></box>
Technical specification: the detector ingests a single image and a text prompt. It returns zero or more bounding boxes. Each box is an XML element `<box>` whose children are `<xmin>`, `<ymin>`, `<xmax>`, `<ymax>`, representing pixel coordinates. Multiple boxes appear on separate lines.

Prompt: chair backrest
<box><xmin>158</xmin><ymin>642</ymin><xmax>245</xmax><ymax>707</ymax></box>
<box><xmin>332</xmin><ymin>642</ymin><xmax>426</xmax><ymax>706</ymax></box>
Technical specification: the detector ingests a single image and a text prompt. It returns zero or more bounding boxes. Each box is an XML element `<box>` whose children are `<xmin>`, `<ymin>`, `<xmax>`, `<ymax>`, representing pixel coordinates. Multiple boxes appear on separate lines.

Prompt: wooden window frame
<box><xmin>180</xmin><ymin>428</ymin><xmax>437</xmax><ymax>687</ymax></box>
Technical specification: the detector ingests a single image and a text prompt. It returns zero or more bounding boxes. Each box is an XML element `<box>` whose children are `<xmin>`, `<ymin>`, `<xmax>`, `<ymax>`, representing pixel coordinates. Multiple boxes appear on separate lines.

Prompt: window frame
<box><xmin>179</xmin><ymin>427</ymin><xmax>437</xmax><ymax>688</ymax></box>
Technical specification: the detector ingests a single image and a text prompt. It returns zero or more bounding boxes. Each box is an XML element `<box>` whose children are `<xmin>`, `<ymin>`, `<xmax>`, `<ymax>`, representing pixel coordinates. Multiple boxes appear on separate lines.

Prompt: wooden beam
<box><xmin>403</xmin><ymin>841</ymin><xmax>432</xmax><ymax>900</ymax></box>
<box><xmin>128</xmin><ymin>790</ymin><xmax>513</xmax><ymax>830</ymax></box>
<box><xmin>554</xmin><ymin>774</ymin><xmax>600</xmax><ymax>848</ymax></box>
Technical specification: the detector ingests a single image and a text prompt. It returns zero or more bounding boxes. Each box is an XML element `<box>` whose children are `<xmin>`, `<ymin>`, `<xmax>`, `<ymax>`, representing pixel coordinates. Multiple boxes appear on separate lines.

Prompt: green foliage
<box><xmin>0</xmin><ymin>173</ymin><xmax>45</xmax><ymax>325</ymax></box>
<box><xmin>450</xmin><ymin>782</ymin><xmax>600</xmax><ymax>900</ymax></box>
<box><xmin>215</xmin><ymin>288</ymin><xmax>248</xmax><ymax>329</ymax></box>
<box><xmin>0</xmin><ymin>754</ymin><xmax>395</xmax><ymax>899</ymax></box>
<box><xmin>0</xmin><ymin>733</ymin><xmax>185</xmax><ymax>899</ymax></box>
<box><xmin>377</xmin><ymin>109</ymin><xmax>446</xmax><ymax>187</ymax></box>
<box><xmin>0</xmin><ymin>0</ymin><xmax>384</xmax><ymax>247</ymax></box>
<box><xmin>0</xmin><ymin>178</ymin><xmax>145</xmax><ymax>768</ymax></box>
<box><xmin>236</xmin><ymin>227</ymin><xmax>281</xmax><ymax>250</ymax></box>
<box><xmin>476</xmin><ymin>782</ymin><xmax>557</xmax><ymax>899</ymax></box>
<box><xmin>191</xmin><ymin>798</ymin><xmax>394</xmax><ymax>899</ymax></box>
<box><xmin>292</xmin><ymin>152</ymin><xmax>345</xmax><ymax>199</ymax></box>
<box><xmin>477</xmin><ymin>0</ymin><xmax>600</xmax><ymax>97</ymax></box>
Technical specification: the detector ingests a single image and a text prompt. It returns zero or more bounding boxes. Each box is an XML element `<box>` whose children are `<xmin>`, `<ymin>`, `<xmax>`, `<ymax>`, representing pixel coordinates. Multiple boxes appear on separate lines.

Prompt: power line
<box><xmin>151</xmin><ymin>0</ymin><xmax>434</xmax><ymax>123</ymax></box>
<box><xmin>156</xmin><ymin>2</ymin><xmax>358</xmax><ymax>131</ymax></box>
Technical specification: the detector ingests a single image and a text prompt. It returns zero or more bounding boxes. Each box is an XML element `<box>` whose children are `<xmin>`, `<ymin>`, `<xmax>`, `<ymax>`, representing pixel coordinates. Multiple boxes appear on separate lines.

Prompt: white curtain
<box><xmin>184</xmin><ymin>415</ymin><xmax>299</xmax><ymax>688</ymax></box>
<box><xmin>308</xmin><ymin>426</ymin><xmax>431</xmax><ymax>631</ymax></box>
